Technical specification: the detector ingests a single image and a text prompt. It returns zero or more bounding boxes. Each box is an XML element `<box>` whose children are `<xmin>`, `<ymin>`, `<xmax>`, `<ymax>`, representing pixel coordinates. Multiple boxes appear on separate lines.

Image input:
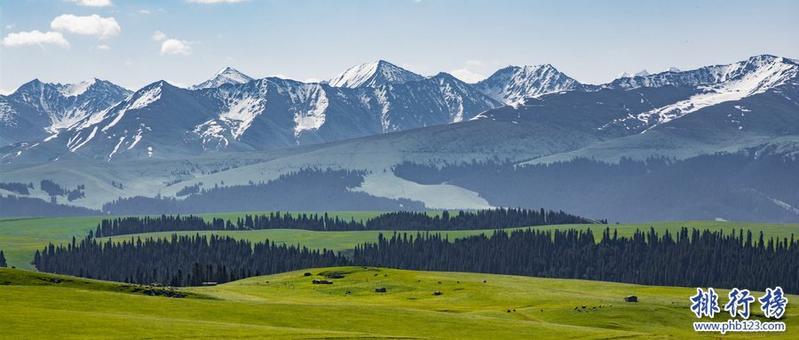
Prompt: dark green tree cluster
<box><xmin>365</xmin><ymin>209</ymin><xmax>602</xmax><ymax>230</ymax></box>
<box><xmin>95</xmin><ymin>215</ymin><xmax>226</xmax><ymax>237</ymax></box>
<box><xmin>0</xmin><ymin>250</ymin><xmax>6</xmax><ymax>267</ymax></box>
<box><xmin>94</xmin><ymin>208</ymin><xmax>601</xmax><ymax>237</ymax></box>
<box><xmin>35</xmin><ymin>227</ymin><xmax>799</xmax><ymax>292</ymax></box>
<box><xmin>352</xmin><ymin>228</ymin><xmax>799</xmax><ymax>294</ymax></box>
<box><xmin>33</xmin><ymin>235</ymin><xmax>346</xmax><ymax>286</ymax></box>
<box><xmin>0</xmin><ymin>182</ymin><xmax>32</xmax><ymax>195</ymax></box>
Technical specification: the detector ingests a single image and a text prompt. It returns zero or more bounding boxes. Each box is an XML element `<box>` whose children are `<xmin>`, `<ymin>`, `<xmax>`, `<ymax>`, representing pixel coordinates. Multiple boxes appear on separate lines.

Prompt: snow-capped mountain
<box><xmin>328</xmin><ymin>60</ymin><xmax>425</xmax><ymax>88</ymax></box>
<box><xmin>191</xmin><ymin>67</ymin><xmax>254</xmax><ymax>90</ymax></box>
<box><xmin>5</xmin><ymin>69</ymin><xmax>500</xmax><ymax>161</ymax></box>
<box><xmin>604</xmin><ymin>55</ymin><xmax>799</xmax><ymax>132</ymax></box>
<box><xmin>183</xmin><ymin>73</ymin><xmax>499</xmax><ymax>155</ymax></box>
<box><xmin>474</xmin><ymin>64</ymin><xmax>586</xmax><ymax>105</ymax></box>
<box><xmin>0</xmin><ymin>78</ymin><xmax>131</xmax><ymax>145</ymax></box>
<box><xmin>607</xmin><ymin>55</ymin><xmax>796</xmax><ymax>90</ymax></box>
<box><xmin>3</xmin><ymin>55</ymin><xmax>798</xmax><ymax>164</ymax></box>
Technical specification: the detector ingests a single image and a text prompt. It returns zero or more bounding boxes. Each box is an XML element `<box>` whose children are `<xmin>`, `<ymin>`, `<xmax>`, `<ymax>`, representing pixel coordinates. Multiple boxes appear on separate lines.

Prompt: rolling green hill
<box><xmin>2</xmin><ymin>266</ymin><xmax>795</xmax><ymax>338</ymax></box>
<box><xmin>2</xmin><ymin>214</ymin><xmax>798</xmax><ymax>269</ymax></box>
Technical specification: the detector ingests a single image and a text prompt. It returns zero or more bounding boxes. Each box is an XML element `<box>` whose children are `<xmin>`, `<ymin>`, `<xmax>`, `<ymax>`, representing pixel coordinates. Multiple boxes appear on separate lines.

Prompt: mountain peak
<box><xmin>191</xmin><ymin>67</ymin><xmax>254</xmax><ymax>90</ymax></box>
<box><xmin>476</xmin><ymin>63</ymin><xmax>584</xmax><ymax>104</ymax></box>
<box><xmin>328</xmin><ymin>60</ymin><xmax>424</xmax><ymax>88</ymax></box>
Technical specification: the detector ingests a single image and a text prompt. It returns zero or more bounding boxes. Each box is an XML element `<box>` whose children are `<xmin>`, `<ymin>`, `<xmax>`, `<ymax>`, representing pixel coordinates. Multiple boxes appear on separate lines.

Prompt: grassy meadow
<box><xmin>2</xmin><ymin>266</ymin><xmax>796</xmax><ymax>338</ymax></box>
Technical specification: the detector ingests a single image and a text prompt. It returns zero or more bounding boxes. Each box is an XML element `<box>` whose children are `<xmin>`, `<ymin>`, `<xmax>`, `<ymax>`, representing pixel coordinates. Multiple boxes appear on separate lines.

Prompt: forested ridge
<box><xmin>94</xmin><ymin>208</ymin><xmax>601</xmax><ymax>237</ymax></box>
<box><xmin>35</xmin><ymin>227</ymin><xmax>799</xmax><ymax>293</ymax></box>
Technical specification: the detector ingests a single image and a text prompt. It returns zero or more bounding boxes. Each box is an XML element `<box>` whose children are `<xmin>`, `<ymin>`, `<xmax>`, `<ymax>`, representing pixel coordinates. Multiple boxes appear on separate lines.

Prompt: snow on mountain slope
<box><xmin>475</xmin><ymin>64</ymin><xmax>585</xmax><ymax>105</ymax></box>
<box><xmin>607</xmin><ymin>55</ymin><xmax>796</xmax><ymax>90</ymax></box>
<box><xmin>606</xmin><ymin>55</ymin><xmax>799</xmax><ymax>132</ymax></box>
<box><xmin>191</xmin><ymin>67</ymin><xmax>254</xmax><ymax>90</ymax></box>
<box><xmin>328</xmin><ymin>60</ymin><xmax>425</xmax><ymax>88</ymax></box>
<box><xmin>0</xmin><ymin>79</ymin><xmax>131</xmax><ymax>145</ymax></box>
<box><xmin>57</xmin><ymin>79</ymin><xmax>95</xmax><ymax>97</ymax></box>
<box><xmin>4</xmin><ymin>80</ymin><xmax>222</xmax><ymax>161</ymax></box>
<box><xmin>4</xmin><ymin>55</ymin><xmax>798</xmax><ymax>165</ymax></box>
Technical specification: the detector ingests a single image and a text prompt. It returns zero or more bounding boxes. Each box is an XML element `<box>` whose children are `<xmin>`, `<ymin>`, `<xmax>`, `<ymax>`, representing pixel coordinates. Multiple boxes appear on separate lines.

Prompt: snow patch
<box><xmin>328</xmin><ymin>60</ymin><xmax>423</xmax><ymax>88</ymax></box>
<box><xmin>768</xmin><ymin>196</ymin><xmax>799</xmax><ymax>215</ymax></box>
<box><xmin>69</xmin><ymin>126</ymin><xmax>98</xmax><ymax>152</ymax></box>
<box><xmin>219</xmin><ymin>96</ymin><xmax>264</xmax><ymax>139</ymax></box>
<box><xmin>108</xmin><ymin>136</ymin><xmax>125</xmax><ymax>160</ymax></box>
<box><xmin>352</xmin><ymin>171</ymin><xmax>491</xmax><ymax>210</ymax></box>
<box><xmin>293</xmin><ymin>91</ymin><xmax>328</xmax><ymax>136</ymax></box>
<box><xmin>128</xmin><ymin>86</ymin><xmax>162</xmax><ymax>111</ymax></box>
<box><xmin>57</xmin><ymin>79</ymin><xmax>95</xmax><ymax>97</ymax></box>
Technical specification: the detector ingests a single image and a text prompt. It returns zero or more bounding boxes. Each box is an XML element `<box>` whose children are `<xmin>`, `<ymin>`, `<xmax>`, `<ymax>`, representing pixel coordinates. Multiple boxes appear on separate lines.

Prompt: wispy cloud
<box><xmin>152</xmin><ymin>31</ymin><xmax>167</xmax><ymax>41</ymax></box>
<box><xmin>187</xmin><ymin>0</ymin><xmax>247</xmax><ymax>4</ymax></box>
<box><xmin>51</xmin><ymin>14</ymin><xmax>121</xmax><ymax>39</ymax></box>
<box><xmin>2</xmin><ymin>30</ymin><xmax>70</xmax><ymax>48</ymax></box>
<box><xmin>68</xmin><ymin>0</ymin><xmax>113</xmax><ymax>7</ymax></box>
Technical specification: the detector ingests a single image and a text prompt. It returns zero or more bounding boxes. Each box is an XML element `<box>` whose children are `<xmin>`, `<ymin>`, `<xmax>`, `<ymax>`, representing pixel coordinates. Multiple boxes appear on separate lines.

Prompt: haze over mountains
<box><xmin>1</xmin><ymin>55</ymin><xmax>798</xmax><ymax>222</ymax></box>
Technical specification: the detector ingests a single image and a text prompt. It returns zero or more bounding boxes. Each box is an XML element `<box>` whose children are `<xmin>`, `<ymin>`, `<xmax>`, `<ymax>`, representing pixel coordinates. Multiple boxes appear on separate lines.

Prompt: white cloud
<box><xmin>68</xmin><ymin>0</ymin><xmax>113</xmax><ymax>7</ymax></box>
<box><xmin>138</xmin><ymin>9</ymin><xmax>152</xmax><ymax>15</ymax></box>
<box><xmin>450</xmin><ymin>68</ymin><xmax>486</xmax><ymax>83</ymax></box>
<box><xmin>187</xmin><ymin>0</ymin><xmax>247</xmax><ymax>3</ymax></box>
<box><xmin>151</xmin><ymin>30</ymin><xmax>167</xmax><ymax>41</ymax></box>
<box><xmin>2</xmin><ymin>30</ymin><xmax>70</xmax><ymax>48</ymax></box>
<box><xmin>160</xmin><ymin>39</ymin><xmax>192</xmax><ymax>55</ymax></box>
<box><xmin>51</xmin><ymin>14</ymin><xmax>121</xmax><ymax>39</ymax></box>
<box><xmin>96</xmin><ymin>43</ymin><xmax>111</xmax><ymax>50</ymax></box>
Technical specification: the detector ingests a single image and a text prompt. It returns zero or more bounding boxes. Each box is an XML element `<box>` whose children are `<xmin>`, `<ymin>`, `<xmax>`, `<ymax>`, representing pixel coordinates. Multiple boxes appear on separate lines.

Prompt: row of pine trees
<box><xmin>353</xmin><ymin>228</ymin><xmax>799</xmax><ymax>293</ymax></box>
<box><xmin>34</xmin><ymin>235</ymin><xmax>344</xmax><ymax>286</ymax></box>
<box><xmin>94</xmin><ymin>208</ymin><xmax>602</xmax><ymax>237</ymax></box>
<box><xmin>33</xmin><ymin>227</ymin><xmax>799</xmax><ymax>293</ymax></box>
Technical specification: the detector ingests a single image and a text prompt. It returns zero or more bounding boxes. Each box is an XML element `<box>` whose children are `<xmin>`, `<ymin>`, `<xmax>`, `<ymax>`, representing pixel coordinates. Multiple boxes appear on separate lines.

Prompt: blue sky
<box><xmin>1</xmin><ymin>0</ymin><xmax>798</xmax><ymax>93</ymax></box>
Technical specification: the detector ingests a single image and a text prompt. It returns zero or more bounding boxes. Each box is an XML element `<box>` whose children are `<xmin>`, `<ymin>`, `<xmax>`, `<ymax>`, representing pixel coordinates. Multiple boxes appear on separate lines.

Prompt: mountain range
<box><xmin>4</xmin><ymin>55</ymin><xmax>796</xmax><ymax>163</ymax></box>
<box><xmin>1</xmin><ymin>55</ymin><xmax>798</xmax><ymax>222</ymax></box>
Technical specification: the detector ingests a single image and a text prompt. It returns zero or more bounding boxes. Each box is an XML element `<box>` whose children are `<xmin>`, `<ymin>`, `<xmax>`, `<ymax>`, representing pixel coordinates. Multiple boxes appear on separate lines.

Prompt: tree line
<box><xmin>33</xmin><ymin>235</ymin><xmax>344</xmax><ymax>286</ymax></box>
<box><xmin>34</xmin><ymin>227</ymin><xmax>799</xmax><ymax>293</ymax></box>
<box><xmin>352</xmin><ymin>228</ymin><xmax>799</xmax><ymax>293</ymax></box>
<box><xmin>93</xmin><ymin>208</ymin><xmax>602</xmax><ymax>237</ymax></box>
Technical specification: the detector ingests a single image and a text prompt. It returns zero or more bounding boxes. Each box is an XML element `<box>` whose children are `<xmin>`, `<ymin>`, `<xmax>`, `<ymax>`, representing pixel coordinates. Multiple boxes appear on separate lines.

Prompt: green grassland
<box><xmin>2</xmin><ymin>214</ymin><xmax>798</xmax><ymax>269</ymax></box>
<box><xmin>1</xmin><ymin>266</ymin><xmax>796</xmax><ymax>339</ymax></box>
